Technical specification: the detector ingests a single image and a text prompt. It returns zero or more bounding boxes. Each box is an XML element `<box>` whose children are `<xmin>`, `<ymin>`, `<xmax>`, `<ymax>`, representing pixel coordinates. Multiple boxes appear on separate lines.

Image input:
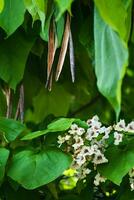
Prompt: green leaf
<box><xmin>0</xmin><ymin>0</ymin><xmax>4</xmax><ymax>13</ymax></box>
<box><xmin>8</xmin><ymin>148</ymin><xmax>72</xmax><ymax>189</ymax></box>
<box><xmin>94</xmin><ymin>7</ymin><xmax>128</xmax><ymax>118</ymax></box>
<box><xmin>98</xmin><ymin>141</ymin><xmax>134</xmax><ymax>185</ymax></box>
<box><xmin>94</xmin><ymin>0</ymin><xmax>133</xmax><ymax>41</ymax></box>
<box><xmin>0</xmin><ymin>117</ymin><xmax>26</xmax><ymax>142</ymax></box>
<box><xmin>54</xmin><ymin>0</ymin><xmax>73</xmax><ymax>20</ymax></box>
<box><xmin>0</xmin><ymin>32</ymin><xmax>34</xmax><ymax>89</ymax></box>
<box><xmin>21</xmin><ymin>129</ymin><xmax>49</xmax><ymax>140</ymax></box>
<box><xmin>24</xmin><ymin>0</ymin><xmax>47</xmax><ymax>33</ymax></box>
<box><xmin>0</xmin><ymin>148</ymin><xmax>9</xmax><ymax>182</ymax></box>
<box><xmin>21</xmin><ymin>118</ymin><xmax>75</xmax><ymax>140</ymax></box>
<box><xmin>74</xmin><ymin>119</ymin><xmax>88</xmax><ymax>129</ymax></box>
<box><xmin>47</xmin><ymin>118</ymin><xmax>75</xmax><ymax>132</ymax></box>
<box><xmin>25</xmin><ymin>85</ymin><xmax>72</xmax><ymax>124</ymax></box>
<box><xmin>0</xmin><ymin>0</ymin><xmax>26</xmax><ymax>36</ymax></box>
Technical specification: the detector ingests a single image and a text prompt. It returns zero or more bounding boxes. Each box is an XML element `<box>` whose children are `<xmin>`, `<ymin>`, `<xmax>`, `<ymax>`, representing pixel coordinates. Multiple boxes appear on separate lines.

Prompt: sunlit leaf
<box><xmin>94</xmin><ymin>0</ymin><xmax>132</xmax><ymax>41</ymax></box>
<box><xmin>0</xmin><ymin>0</ymin><xmax>4</xmax><ymax>13</ymax></box>
<box><xmin>0</xmin><ymin>0</ymin><xmax>26</xmax><ymax>36</ymax></box>
<box><xmin>94</xmin><ymin>7</ymin><xmax>128</xmax><ymax>118</ymax></box>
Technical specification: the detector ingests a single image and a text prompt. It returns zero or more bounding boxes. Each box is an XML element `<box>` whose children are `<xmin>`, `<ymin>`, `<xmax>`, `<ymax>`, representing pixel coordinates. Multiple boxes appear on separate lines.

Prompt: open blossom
<box><xmin>102</xmin><ymin>126</ymin><xmax>112</xmax><ymax>139</ymax></box>
<box><xmin>72</xmin><ymin>135</ymin><xmax>84</xmax><ymax>150</ymax></box>
<box><xmin>126</xmin><ymin>121</ymin><xmax>134</xmax><ymax>132</ymax></box>
<box><xmin>94</xmin><ymin>173</ymin><xmax>106</xmax><ymax>186</ymax></box>
<box><xmin>129</xmin><ymin>178</ymin><xmax>134</xmax><ymax>191</ymax></box>
<box><xmin>92</xmin><ymin>153</ymin><xmax>108</xmax><ymax>165</ymax></box>
<box><xmin>68</xmin><ymin>124</ymin><xmax>85</xmax><ymax>135</ymax></box>
<box><xmin>80</xmin><ymin>168</ymin><xmax>91</xmax><ymax>179</ymax></box>
<box><xmin>129</xmin><ymin>168</ymin><xmax>134</xmax><ymax>178</ymax></box>
<box><xmin>80</xmin><ymin>146</ymin><xmax>95</xmax><ymax>157</ymax></box>
<box><xmin>114</xmin><ymin>132</ymin><xmax>123</xmax><ymax>145</ymax></box>
<box><xmin>86</xmin><ymin>128</ymin><xmax>99</xmax><ymax>141</ymax></box>
<box><xmin>114</xmin><ymin>119</ymin><xmax>126</xmax><ymax>132</ymax></box>
<box><xmin>87</xmin><ymin>115</ymin><xmax>101</xmax><ymax>130</ymax></box>
<box><xmin>57</xmin><ymin>135</ymin><xmax>66</xmax><ymax>146</ymax></box>
<box><xmin>75</xmin><ymin>153</ymin><xmax>86</xmax><ymax>166</ymax></box>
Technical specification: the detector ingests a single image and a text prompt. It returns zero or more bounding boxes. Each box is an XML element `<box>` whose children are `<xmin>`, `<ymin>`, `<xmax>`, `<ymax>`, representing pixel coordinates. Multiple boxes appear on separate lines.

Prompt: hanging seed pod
<box><xmin>55</xmin><ymin>13</ymin><xmax>71</xmax><ymax>81</ymax></box>
<box><xmin>69</xmin><ymin>30</ymin><xmax>75</xmax><ymax>82</ymax></box>
<box><xmin>46</xmin><ymin>18</ymin><xmax>57</xmax><ymax>90</ymax></box>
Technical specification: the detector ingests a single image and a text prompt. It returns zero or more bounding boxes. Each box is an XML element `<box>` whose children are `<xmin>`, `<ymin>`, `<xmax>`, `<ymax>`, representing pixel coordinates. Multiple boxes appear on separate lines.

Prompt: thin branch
<box><xmin>14</xmin><ymin>84</ymin><xmax>24</xmax><ymax>123</ymax></box>
<box><xmin>19</xmin><ymin>84</ymin><xmax>24</xmax><ymax>123</ymax></box>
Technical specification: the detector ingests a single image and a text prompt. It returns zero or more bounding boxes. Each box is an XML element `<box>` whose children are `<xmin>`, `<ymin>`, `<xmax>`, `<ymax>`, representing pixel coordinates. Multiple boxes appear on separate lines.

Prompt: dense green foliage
<box><xmin>0</xmin><ymin>0</ymin><xmax>134</xmax><ymax>199</ymax></box>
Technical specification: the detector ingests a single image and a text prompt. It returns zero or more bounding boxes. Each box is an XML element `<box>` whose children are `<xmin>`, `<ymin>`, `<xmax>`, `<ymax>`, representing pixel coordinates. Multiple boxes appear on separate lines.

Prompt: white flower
<box><xmin>75</xmin><ymin>154</ymin><xmax>86</xmax><ymax>166</ymax></box>
<box><xmin>72</xmin><ymin>135</ymin><xmax>84</xmax><ymax>150</ymax></box>
<box><xmin>129</xmin><ymin>168</ymin><xmax>134</xmax><ymax>178</ymax></box>
<box><xmin>126</xmin><ymin>121</ymin><xmax>134</xmax><ymax>132</ymax></box>
<box><xmin>68</xmin><ymin>124</ymin><xmax>78</xmax><ymax>135</ymax></box>
<box><xmin>114</xmin><ymin>120</ymin><xmax>126</xmax><ymax>132</ymax></box>
<box><xmin>92</xmin><ymin>153</ymin><xmax>108</xmax><ymax>165</ymax></box>
<box><xmin>71</xmin><ymin>124</ymin><xmax>79</xmax><ymax>130</ymax></box>
<box><xmin>114</xmin><ymin>132</ymin><xmax>123</xmax><ymax>145</ymax></box>
<box><xmin>65</xmin><ymin>135</ymin><xmax>71</xmax><ymax>141</ymax></box>
<box><xmin>102</xmin><ymin>126</ymin><xmax>112</xmax><ymax>139</ymax></box>
<box><xmin>94</xmin><ymin>173</ymin><xmax>106</xmax><ymax>186</ymax></box>
<box><xmin>87</xmin><ymin>115</ymin><xmax>101</xmax><ymax>128</ymax></box>
<box><xmin>57</xmin><ymin>135</ymin><xmax>65</xmax><ymax>146</ymax></box>
<box><xmin>68</xmin><ymin>124</ymin><xmax>85</xmax><ymax>136</ymax></box>
<box><xmin>80</xmin><ymin>146</ymin><xmax>95</xmax><ymax>157</ymax></box>
<box><xmin>80</xmin><ymin>168</ymin><xmax>91</xmax><ymax>179</ymax></box>
<box><xmin>129</xmin><ymin>177</ymin><xmax>134</xmax><ymax>191</ymax></box>
<box><xmin>99</xmin><ymin>126</ymin><xmax>106</xmax><ymax>134</ymax></box>
<box><xmin>86</xmin><ymin>128</ymin><xmax>99</xmax><ymax>141</ymax></box>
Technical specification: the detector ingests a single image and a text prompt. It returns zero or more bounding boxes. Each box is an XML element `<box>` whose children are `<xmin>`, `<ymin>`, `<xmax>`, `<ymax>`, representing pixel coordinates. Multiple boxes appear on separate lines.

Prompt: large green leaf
<box><xmin>0</xmin><ymin>0</ymin><xmax>4</xmax><ymax>13</ymax></box>
<box><xmin>98</xmin><ymin>141</ymin><xmax>134</xmax><ymax>185</ymax></box>
<box><xmin>94</xmin><ymin>0</ymin><xmax>132</xmax><ymax>41</ymax></box>
<box><xmin>0</xmin><ymin>148</ymin><xmax>9</xmax><ymax>182</ymax></box>
<box><xmin>8</xmin><ymin>148</ymin><xmax>72</xmax><ymax>189</ymax></box>
<box><xmin>94</xmin><ymin>7</ymin><xmax>128</xmax><ymax>118</ymax></box>
<box><xmin>0</xmin><ymin>117</ymin><xmax>26</xmax><ymax>142</ymax></box>
<box><xmin>24</xmin><ymin>0</ymin><xmax>47</xmax><ymax>33</ymax></box>
<box><xmin>0</xmin><ymin>0</ymin><xmax>26</xmax><ymax>36</ymax></box>
<box><xmin>0</xmin><ymin>32</ymin><xmax>34</xmax><ymax>89</ymax></box>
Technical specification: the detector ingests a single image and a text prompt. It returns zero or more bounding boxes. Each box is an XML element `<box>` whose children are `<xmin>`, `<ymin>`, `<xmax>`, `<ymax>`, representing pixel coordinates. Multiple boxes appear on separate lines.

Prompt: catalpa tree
<box><xmin>0</xmin><ymin>0</ymin><xmax>134</xmax><ymax>199</ymax></box>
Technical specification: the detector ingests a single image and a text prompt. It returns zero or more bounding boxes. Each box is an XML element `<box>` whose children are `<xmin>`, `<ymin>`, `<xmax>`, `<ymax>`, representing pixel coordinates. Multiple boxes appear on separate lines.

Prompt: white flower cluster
<box><xmin>129</xmin><ymin>168</ymin><xmax>134</xmax><ymax>191</ymax></box>
<box><xmin>57</xmin><ymin>116</ymin><xmax>134</xmax><ymax>187</ymax></box>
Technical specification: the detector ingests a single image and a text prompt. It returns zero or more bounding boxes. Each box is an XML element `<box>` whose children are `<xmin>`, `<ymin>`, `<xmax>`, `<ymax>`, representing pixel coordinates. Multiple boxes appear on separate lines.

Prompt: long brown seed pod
<box><xmin>46</xmin><ymin>19</ymin><xmax>57</xmax><ymax>89</ymax></box>
<box><xmin>69</xmin><ymin>30</ymin><xmax>75</xmax><ymax>82</ymax></box>
<box><xmin>55</xmin><ymin>13</ymin><xmax>71</xmax><ymax>81</ymax></box>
